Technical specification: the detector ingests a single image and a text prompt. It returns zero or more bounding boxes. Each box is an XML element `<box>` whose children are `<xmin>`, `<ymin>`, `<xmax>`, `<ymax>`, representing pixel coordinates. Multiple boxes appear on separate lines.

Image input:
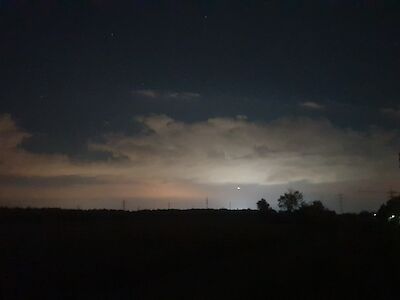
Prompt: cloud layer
<box><xmin>0</xmin><ymin>114</ymin><xmax>399</xmax><ymax>210</ymax></box>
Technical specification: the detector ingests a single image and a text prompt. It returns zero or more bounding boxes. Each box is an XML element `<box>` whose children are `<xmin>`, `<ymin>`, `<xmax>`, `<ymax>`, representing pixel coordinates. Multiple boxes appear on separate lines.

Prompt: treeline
<box><xmin>257</xmin><ymin>189</ymin><xmax>400</xmax><ymax>225</ymax></box>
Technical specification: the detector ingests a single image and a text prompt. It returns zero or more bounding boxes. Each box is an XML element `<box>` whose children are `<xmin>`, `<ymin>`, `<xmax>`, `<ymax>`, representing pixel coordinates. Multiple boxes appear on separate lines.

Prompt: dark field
<box><xmin>0</xmin><ymin>208</ymin><xmax>399</xmax><ymax>299</ymax></box>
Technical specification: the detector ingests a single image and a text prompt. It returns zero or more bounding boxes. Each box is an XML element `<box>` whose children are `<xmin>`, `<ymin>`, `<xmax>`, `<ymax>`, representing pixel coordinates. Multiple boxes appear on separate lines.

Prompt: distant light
<box><xmin>237</xmin><ymin>186</ymin><xmax>241</xmax><ymax>190</ymax></box>
<box><xmin>373</xmin><ymin>213</ymin><xmax>377</xmax><ymax>217</ymax></box>
<box><xmin>392</xmin><ymin>214</ymin><xmax>396</xmax><ymax>218</ymax></box>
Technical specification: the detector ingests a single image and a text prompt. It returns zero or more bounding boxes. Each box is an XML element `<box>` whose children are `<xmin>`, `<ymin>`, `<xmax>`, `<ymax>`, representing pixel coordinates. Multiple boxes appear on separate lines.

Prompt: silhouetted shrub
<box><xmin>257</xmin><ymin>198</ymin><xmax>269</xmax><ymax>211</ymax></box>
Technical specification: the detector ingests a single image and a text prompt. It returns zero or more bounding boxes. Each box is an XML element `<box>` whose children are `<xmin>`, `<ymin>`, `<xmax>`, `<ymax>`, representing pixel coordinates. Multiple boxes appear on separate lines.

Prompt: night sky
<box><xmin>1</xmin><ymin>0</ymin><xmax>400</xmax><ymax>211</ymax></box>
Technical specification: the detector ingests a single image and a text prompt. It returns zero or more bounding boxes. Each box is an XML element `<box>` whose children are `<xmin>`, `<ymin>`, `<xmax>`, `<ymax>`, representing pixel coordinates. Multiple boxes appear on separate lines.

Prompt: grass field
<box><xmin>0</xmin><ymin>208</ymin><xmax>399</xmax><ymax>299</ymax></box>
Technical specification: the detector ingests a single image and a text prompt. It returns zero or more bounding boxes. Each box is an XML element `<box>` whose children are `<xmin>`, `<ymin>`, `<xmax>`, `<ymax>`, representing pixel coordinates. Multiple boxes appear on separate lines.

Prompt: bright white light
<box><xmin>237</xmin><ymin>186</ymin><xmax>241</xmax><ymax>190</ymax></box>
<box><xmin>373</xmin><ymin>213</ymin><xmax>377</xmax><ymax>217</ymax></box>
<box><xmin>392</xmin><ymin>215</ymin><xmax>395</xmax><ymax>218</ymax></box>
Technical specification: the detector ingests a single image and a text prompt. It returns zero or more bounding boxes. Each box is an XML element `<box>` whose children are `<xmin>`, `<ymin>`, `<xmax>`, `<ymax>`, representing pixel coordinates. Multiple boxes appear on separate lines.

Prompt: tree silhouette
<box><xmin>277</xmin><ymin>190</ymin><xmax>304</xmax><ymax>212</ymax></box>
<box><xmin>298</xmin><ymin>200</ymin><xmax>334</xmax><ymax>217</ymax></box>
<box><xmin>257</xmin><ymin>198</ymin><xmax>270</xmax><ymax>211</ymax></box>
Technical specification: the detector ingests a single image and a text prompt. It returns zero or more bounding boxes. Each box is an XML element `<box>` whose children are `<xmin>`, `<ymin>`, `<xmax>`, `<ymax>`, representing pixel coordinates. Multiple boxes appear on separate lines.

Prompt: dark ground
<box><xmin>0</xmin><ymin>208</ymin><xmax>399</xmax><ymax>299</ymax></box>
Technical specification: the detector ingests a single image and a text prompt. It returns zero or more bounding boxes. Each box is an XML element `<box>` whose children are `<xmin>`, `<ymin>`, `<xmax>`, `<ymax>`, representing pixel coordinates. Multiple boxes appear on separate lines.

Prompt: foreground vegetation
<box><xmin>1</xmin><ymin>206</ymin><xmax>400</xmax><ymax>299</ymax></box>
